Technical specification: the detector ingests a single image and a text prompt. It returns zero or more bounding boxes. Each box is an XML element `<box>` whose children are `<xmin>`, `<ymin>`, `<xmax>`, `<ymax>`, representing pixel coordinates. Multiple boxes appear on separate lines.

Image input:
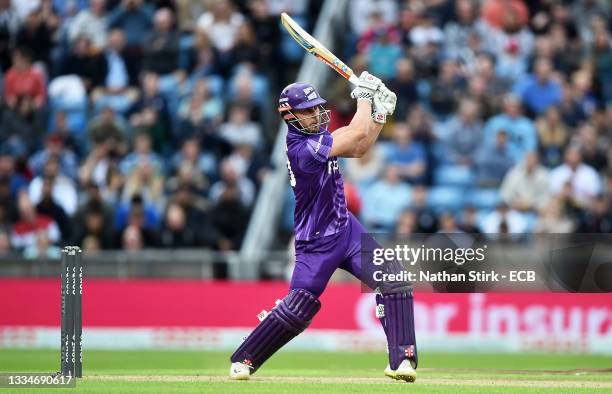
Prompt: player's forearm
<box><xmin>347</xmin><ymin>101</ymin><xmax>376</xmax><ymax>156</ymax></box>
<box><xmin>355</xmin><ymin>121</ymin><xmax>384</xmax><ymax>155</ymax></box>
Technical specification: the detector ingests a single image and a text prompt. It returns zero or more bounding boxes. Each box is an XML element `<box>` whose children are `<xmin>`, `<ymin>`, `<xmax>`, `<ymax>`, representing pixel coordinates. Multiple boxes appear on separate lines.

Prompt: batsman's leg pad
<box><xmin>383</xmin><ymin>291</ymin><xmax>418</xmax><ymax>370</ymax></box>
<box><xmin>230</xmin><ymin>288</ymin><xmax>321</xmax><ymax>372</ymax></box>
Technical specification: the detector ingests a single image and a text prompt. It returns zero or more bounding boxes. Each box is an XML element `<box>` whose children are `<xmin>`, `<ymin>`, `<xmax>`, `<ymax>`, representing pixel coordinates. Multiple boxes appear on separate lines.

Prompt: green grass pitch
<box><xmin>1</xmin><ymin>349</ymin><xmax>611</xmax><ymax>393</ymax></box>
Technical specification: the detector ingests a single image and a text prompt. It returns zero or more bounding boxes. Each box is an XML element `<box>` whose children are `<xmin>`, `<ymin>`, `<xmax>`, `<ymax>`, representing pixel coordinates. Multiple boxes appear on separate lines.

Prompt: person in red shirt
<box><xmin>4</xmin><ymin>47</ymin><xmax>46</xmax><ymax>110</ymax></box>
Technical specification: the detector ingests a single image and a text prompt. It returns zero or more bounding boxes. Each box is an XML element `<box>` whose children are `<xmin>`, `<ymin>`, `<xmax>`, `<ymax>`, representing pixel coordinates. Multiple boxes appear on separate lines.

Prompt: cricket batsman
<box><xmin>229</xmin><ymin>72</ymin><xmax>418</xmax><ymax>382</ymax></box>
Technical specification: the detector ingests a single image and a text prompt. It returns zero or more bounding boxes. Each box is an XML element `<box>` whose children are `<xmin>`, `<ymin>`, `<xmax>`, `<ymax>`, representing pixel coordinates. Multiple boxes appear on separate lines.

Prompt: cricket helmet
<box><xmin>278</xmin><ymin>82</ymin><xmax>330</xmax><ymax>134</ymax></box>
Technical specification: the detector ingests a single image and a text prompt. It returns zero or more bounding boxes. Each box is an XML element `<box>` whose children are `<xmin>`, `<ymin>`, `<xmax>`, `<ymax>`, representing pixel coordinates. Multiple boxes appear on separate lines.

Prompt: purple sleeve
<box><xmin>297</xmin><ymin>134</ymin><xmax>333</xmax><ymax>173</ymax></box>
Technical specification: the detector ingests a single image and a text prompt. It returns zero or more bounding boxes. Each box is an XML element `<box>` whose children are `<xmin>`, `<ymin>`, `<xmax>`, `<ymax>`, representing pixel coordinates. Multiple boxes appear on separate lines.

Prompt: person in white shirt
<box><xmin>549</xmin><ymin>146</ymin><xmax>601</xmax><ymax>207</ymax></box>
<box><xmin>500</xmin><ymin>151</ymin><xmax>550</xmax><ymax>211</ymax></box>
<box><xmin>196</xmin><ymin>0</ymin><xmax>244</xmax><ymax>53</ymax></box>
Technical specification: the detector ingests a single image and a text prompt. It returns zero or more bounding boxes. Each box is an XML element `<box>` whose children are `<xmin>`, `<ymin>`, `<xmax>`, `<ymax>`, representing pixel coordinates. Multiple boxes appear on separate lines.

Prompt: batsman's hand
<box><xmin>372</xmin><ymin>84</ymin><xmax>397</xmax><ymax>123</ymax></box>
<box><xmin>350</xmin><ymin>71</ymin><xmax>382</xmax><ymax>103</ymax></box>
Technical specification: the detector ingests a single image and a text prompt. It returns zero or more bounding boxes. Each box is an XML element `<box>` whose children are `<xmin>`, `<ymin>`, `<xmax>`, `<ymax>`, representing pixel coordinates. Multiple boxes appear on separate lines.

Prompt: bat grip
<box><xmin>348</xmin><ymin>74</ymin><xmax>360</xmax><ymax>86</ymax></box>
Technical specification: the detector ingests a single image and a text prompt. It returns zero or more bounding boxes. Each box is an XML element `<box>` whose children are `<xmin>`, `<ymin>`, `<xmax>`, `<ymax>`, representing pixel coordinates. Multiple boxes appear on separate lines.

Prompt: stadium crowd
<box><xmin>279</xmin><ymin>0</ymin><xmax>612</xmax><ymax>239</ymax></box>
<box><xmin>0</xmin><ymin>0</ymin><xmax>324</xmax><ymax>257</ymax></box>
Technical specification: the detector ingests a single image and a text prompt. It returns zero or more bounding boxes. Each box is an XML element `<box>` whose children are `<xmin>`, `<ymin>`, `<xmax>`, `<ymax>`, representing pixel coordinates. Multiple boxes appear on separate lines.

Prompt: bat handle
<box><xmin>348</xmin><ymin>73</ymin><xmax>360</xmax><ymax>86</ymax></box>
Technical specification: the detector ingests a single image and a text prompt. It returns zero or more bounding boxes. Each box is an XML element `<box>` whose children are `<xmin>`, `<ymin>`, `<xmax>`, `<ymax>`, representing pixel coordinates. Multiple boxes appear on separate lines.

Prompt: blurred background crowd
<box><xmin>279</xmin><ymin>0</ymin><xmax>612</xmax><ymax>243</ymax></box>
<box><xmin>0</xmin><ymin>0</ymin><xmax>324</xmax><ymax>257</ymax></box>
<box><xmin>0</xmin><ymin>0</ymin><xmax>611</xmax><ymax>260</ymax></box>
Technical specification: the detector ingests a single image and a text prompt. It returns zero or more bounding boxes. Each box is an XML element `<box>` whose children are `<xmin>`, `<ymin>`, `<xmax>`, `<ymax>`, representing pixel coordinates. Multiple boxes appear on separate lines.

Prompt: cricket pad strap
<box><xmin>382</xmin><ymin>291</ymin><xmax>418</xmax><ymax>370</ymax></box>
<box><xmin>230</xmin><ymin>288</ymin><xmax>321</xmax><ymax>372</ymax></box>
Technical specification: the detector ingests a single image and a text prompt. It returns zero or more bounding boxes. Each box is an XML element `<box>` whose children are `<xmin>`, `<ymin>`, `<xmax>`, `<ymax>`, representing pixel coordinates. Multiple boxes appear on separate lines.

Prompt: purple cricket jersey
<box><xmin>286</xmin><ymin>124</ymin><xmax>349</xmax><ymax>241</ymax></box>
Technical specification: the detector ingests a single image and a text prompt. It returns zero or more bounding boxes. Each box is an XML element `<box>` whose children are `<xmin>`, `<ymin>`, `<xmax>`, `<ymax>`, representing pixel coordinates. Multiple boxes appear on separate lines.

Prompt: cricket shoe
<box><xmin>384</xmin><ymin>360</ymin><xmax>416</xmax><ymax>382</ymax></box>
<box><xmin>229</xmin><ymin>362</ymin><xmax>251</xmax><ymax>380</ymax></box>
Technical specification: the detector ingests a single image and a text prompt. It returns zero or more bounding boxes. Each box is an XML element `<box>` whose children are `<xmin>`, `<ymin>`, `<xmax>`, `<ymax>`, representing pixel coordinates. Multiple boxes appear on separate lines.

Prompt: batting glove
<box><xmin>372</xmin><ymin>85</ymin><xmax>396</xmax><ymax>124</ymax></box>
<box><xmin>374</xmin><ymin>85</ymin><xmax>397</xmax><ymax>116</ymax></box>
<box><xmin>350</xmin><ymin>71</ymin><xmax>382</xmax><ymax>103</ymax></box>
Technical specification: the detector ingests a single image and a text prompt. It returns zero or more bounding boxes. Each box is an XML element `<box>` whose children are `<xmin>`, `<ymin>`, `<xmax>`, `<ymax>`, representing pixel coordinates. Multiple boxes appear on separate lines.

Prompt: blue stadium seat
<box><xmin>426</xmin><ymin>186</ymin><xmax>464</xmax><ymax>212</ymax></box>
<box><xmin>434</xmin><ymin>165</ymin><xmax>475</xmax><ymax>187</ymax></box>
<box><xmin>466</xmin><ymin>188</ymin><xmax>501</xmax><ymax>210</ymax></box>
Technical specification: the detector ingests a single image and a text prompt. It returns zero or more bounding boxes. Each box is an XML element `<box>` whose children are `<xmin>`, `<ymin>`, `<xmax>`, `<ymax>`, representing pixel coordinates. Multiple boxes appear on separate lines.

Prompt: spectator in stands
<box><xmin>409</xmin><ymin>9</ymin><xmax>444</xmax><ymax>49</ymax></box>
<box><xmin>209</xmin><ymin>158</ymin><xmax>255</xmax><ymax>208</ymax></box>
<box><xmin>4</xmin><ymin>47</ymin><xmax>46</xmax><ymax>111</ymax></box>
<box><xmin>409</xmin><ymin>185</ymin><xmax>438</xmax><ymax>233</ymax></box>
<box><xmin>473</xmin><ymin>53</ymin><xmax>512</xmax><ymax>110</ymax></box>
<box><xmin>229</xmin><ymin>22</ymin><xmax>260</xmax><ymax>71</ymax></box>
<box><xmin>429</xmin><ymin>59</ymin><xmax>465</xmax><ymax>118</ymax></box>
<box><xmin>122</xmin><ymin>159</ymin><xmax>165</xmax><ymax>212</ymax></box>
<box><xmin>210</xmin><ymin>184</ymin><xmax>249</xmax><ymax>251</ymax></box>
<box><xmin>0</xmin><ymin>175</ymin><xmax>18</xmax><ymax>224</ymax></box>
<box><xmin>459</xmin><ymin>206</ymin><xmax>481</xmax><ymax>234</ymax></box>
<box><xmin>166</xmin><ymin>160</ymin><xmax>208</xmax><ymax>198</ymax></box>
<box><xmin>11</xmin><ymin>191</ymin><xmax>60</xmax><ymax>250</ymax></box>
<box><xmin>438</xmin><ymin>212</ymin><xmax>462</xmax><ymax>233</ymax></box>
<box><xmin>385</xmin><ymin>122</ymin><xmax>426</xmax><ymax>184</ymax></box>
<box><xmin>61</xmin><ymin>35</ymin><xmax>108</xmax><ymax>91</ymax></box>
<box><xmin>35</xmin><ymin>175</ymin><xmax>71</xmax><ymax>241</ymax></box>
<box><xmin>68</xmin><ymin>0</ymin><xmax>108</xmax><ymax>51</ymax></box>
<box><xmin>592</xmin><ymin>29</ymin><xmax>612</xmax><ymax>104</ymax></box>
<box><xmin>394</xmin><ymin>209</ymin><xmax>418</xmax><ymax>235</ymax></box>
<box><xmin>349</xmin><ymin>0</ymin><xmax>398</xmax><ymax>38</ymax></box>
<box><xmin>443</xmin><ymin>0</ymin><xmax>486</xmax><ymax>60</ymax></box>
<box><xmin>91</xmin><ymin>29</ymin><xmax>140</xmax><ymax>114</ymax></box>
<box><xmin>143</xmin><ymin>8</ymin><xmax>180</xmax><ymax>76</ymax></box>
<box><xmin>514</xmin><ymin>57</ymin><xmax>562</xmax><ymax>116</ymax></box>
<box><xmin>481</xmin><ymin>0</ymin><xmax>529</xmax><ymax>29</ymax></box>
<box><xmin>175</xmin><ymin>78</ymin><xmax>224</xmax><ymax>143</ymax></box>
<box><xmin>484</xmin><ymin>94</ymin><xmax>537</xmax><ymax>162</ymax></box>
<box><xmin>86</xmin><ymin>106</ymin><xmax>128</xmax><ymax>148</ymax></box>
<box><xmin>170</xmin><ymin>137</ymin><xmax>216</xmax><ymax>183</ymax></box>
<box><xmin>343</xmin><ymin>145</ymin><xmax>384</xmax><ymax>190</ymax></box>
<box><xmin>0</xmin><ymin>0</ymin><xmax>20</xmax><ymax>72</ymax></box>
<box><xmin>386</xmin><ymin>58</ymin><xmax>419</xmax><ymax>120</ymax></box>
<box><xmin>365</xmin><ymin>23</ymin><xmax>402</xmax><ymax>81</ymax></box>
<box><xmin>16</xmin><ymin>6</ymin><xmax>56</xmax><ymax>66</ymax></box>
<box><xmin>535</xmin><ymin>197</ymin><xmax>575</xmax><ymax>233</ymax></box>
<box><xmin>196</xmin><ymin>0</ymin><xmax>244</xmax><ymax>76</ymax></box>
<box><xmin>49</xmin><ymin>111</ymin><xmax>82</xmax><ymax>158</ymax></box>
<box><xmin>119</xmin><ymin>131</ymin><xmax>163</xmax><ymax>178</ymax></box>
<box><xmin>483</xmin><ymin>6</ymin><xmax>533</xmax><ymax>81</ymax></box>
<box><xmin>480</xmin><ymin>203</ymin><xmax>529</xmax><ymax>234</ymax></box>
<box><xmin>247</xmin><ymin>0</ymin><xmax>280</xmax><ymax>71</ymax></box>
<box><xmin>0</xmin><ymin>152</ymin><xmax>28</xmax><ymax>198</ymax></box>
<box><xmin>23</xmin><ymin>228</ymin><xmax>62</xmax><ymax>259</ymax></box>
<box><xmin>218</xmin><ymin>102</ymin><xmax>262</xmax><ymax>151</ymax></box>
<box><xmin>570</xmin><ymin>69</ymin><xmax>597</xmax><ymax>118</ymax></box>
<box><xmin>440</xmin><ymin>98</ymin><xmax>483</xmax><ymax>166</ymax></box>
<box><xmin>29</xmin><ymin>156</ymin><xmax>77</xmax><ymax>217</ymax></box>
<box><xmin>576</xmin><ymin>195</ymin><xmax>612</xmax><ymax>233</ymax></box>
<box><xmin>129</xmin><ymin>72</ymin><xmax>170</xmax><ymax>153</ymax></box>
<box><xmin>122</xmin><ymin>224</ymin><xmax>144</xmax><ymax>251</ymax></box>
<box><xmin>175</xmin><ymin>0</ymin><xmax>205</xmax><ymax>33</ymax></box>
<box><xmin>107</xmin><ymin>0</ymin><xmax>153</xmax><ymax>48</ymax></box>
<box><xmin>558</xmin><ymin>80</ymin><xmax>588</xmax><ymax>128</ymax></box>
<box><xmin>475</xmin><ymin>130</ymin><xmax>516</xmax><ymax>187</ymax></box>
<box><xmin>72</xmin><ymin>184</ymin><xmax>115</xmax><ymax>249</ymax></box>
<box><xmin>361</xmin><ymin>166</ymin><xmax>411</xmax><ymax>231</ymax></box>
<box><xmin>116</xmin><ymin>194</ymin><xmax>159</xmax><ymax>245</ymax></box>
<box><xmin>577</xmin><ymin>123</ymin><xmax>608</xmax><ymax>172</ymax></box>
<box><xmin>536</xmin><ymin>106</ymin><xmax>568</xmax><ymax>168</ymax></box>
<box><xmin>159</xmin><ymin>202</ymin><xmax>198</xmax><ymax>248</ymax></box>
<box><xmin>500</xmin><ymin>152</ymin><xmax>550</xmax><ymax>212</ymax></box>
<box><xmin>29</xmin><ymin>133</ymin><xmax>78</xmax><ymax>181</ymax></box>
<box><xmin>549</xmin><ymin>146</ymin><xmax>601</xmax><ymax>207</ymax></box>
<box><xmin>0</xmin><ymin>227</ymin><xmax>11</xmax><ymax>255</ymax></box>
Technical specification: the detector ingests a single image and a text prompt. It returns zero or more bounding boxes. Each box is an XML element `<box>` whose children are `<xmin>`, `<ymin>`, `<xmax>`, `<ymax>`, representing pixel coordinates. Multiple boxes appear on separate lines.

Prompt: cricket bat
<box><xmin>281</xmin><ymin>12</ymin><xmax>360</xmax><ymax>86</ymax></box>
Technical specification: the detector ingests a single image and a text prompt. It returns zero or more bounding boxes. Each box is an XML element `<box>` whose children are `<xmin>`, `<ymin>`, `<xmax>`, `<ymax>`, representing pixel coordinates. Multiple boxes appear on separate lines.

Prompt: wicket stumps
<box><xmin>60</xmin><ymin>246</ymin><xmax>83</xmax><ymax>378</ymax></box>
